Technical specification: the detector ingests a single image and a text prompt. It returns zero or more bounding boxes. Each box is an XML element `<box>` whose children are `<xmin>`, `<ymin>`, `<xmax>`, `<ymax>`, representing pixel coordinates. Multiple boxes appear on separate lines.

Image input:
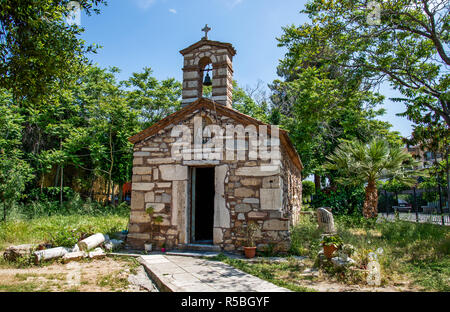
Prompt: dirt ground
<box><xmin>0</xmin><ymin>257</ymin><xmax>153</xmax><ymax>292</ymax></box>
<box><xmin>0</xmin><ymin>254</ymin><xmax>421</xmax><ymax>292</ymax></box>
<box><xmin>294</xmin><ymin>276</ymin><xmax>419</xmax><ymax>292</ymax></box>
<box><xmin>291</xmin><ymin>265</ymin><xmax>421</xmax><ymax>292</ymax></box>
<box><xmin>245</xmin><ymin>257</ymin><xmax>422</xmax><ymax>292</ymax></box>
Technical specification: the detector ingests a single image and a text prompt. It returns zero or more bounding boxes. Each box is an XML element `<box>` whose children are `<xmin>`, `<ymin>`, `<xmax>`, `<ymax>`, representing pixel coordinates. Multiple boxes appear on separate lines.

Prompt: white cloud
<box><xmin>169</xmin><ymin>8</ymin><xmax>177</xmax><ymax>14</ymax></box>
<box><xmin>134</xmin><ymin>0</ymin><xmax>156</xmax><ymax>10</ymax></box>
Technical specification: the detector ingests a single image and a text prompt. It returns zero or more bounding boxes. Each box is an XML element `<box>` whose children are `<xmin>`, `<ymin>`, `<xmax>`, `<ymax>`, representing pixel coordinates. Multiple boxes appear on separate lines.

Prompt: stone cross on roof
<box><xmin>202</xmin><ymin>24</ymin><xmax>211</xmax><ymax>40</ymax></box>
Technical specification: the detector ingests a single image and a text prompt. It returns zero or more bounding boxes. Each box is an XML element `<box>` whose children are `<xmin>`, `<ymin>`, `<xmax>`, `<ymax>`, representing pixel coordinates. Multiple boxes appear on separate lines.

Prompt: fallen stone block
<box><xmin>88</xmin><ymin>247</ymin><xmax>106</xmax><ymax>259</ymax></box>
<box><xmin>62</xmin><ymin>251</ymin><xmax>87</xmax><ymax>263</ymax></box>
<box><xmin>331</xmin><ymin>256</ymin><xmax>356</xmax><ymax>267</ymax></box>
<box><xmin>3</xmin><ymin>244</ymin><xmax>36</xmax><ymax>261</ymax></box>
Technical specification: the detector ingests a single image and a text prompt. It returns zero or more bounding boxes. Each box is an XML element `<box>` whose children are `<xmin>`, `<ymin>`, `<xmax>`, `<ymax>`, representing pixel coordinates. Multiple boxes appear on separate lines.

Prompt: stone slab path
<box><xmin>139</xmin><ymin>254</ymin><xmax>290</xmax><ymax>292</ymax></box>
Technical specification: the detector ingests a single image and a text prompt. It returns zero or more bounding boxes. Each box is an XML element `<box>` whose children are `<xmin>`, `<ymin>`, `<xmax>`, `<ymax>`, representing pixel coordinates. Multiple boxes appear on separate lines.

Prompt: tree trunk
<box><xmin>314</xmin><ymin>174</ymin><xmax>321</xmax><ymax>193</ymax></box>
<box><xmin>60</xmin><ymin>165</ymin><xmax>64</xmax><ymax>208</ymax></box>
<box><xmin>2</xmin><ymin>200</ymin><xmax>6</xmax><ymax>222</ymax></box>
<box><xmin>118</xmin><ymin>183</ymin><xmax>123</xmax><ymax>204</ymax></box>
<box><xmin>105</xmin><ymin>178</ymin><xmax>110</xmax><ymax>206</ymax></box>
<box><xmin>40</xmin><ymin>171</ymin><xmax>44</xmax><ymax>194</ymax></box>
<box><xmin>111</xmin><ymin>181</ymin><xmax>114</xmax><ymax>206</ymax></box>
<box><xmin>446</xmin><ymin>147</ymin><xmax>449</xmax><ymax>211</ymax></box>
<box><xmin>54</xmin><ymin>165</ymin><xmax>60</xmax><ymax>187</ymax></box>
<box><xmin>89</xmin><ymin>174</ymin><xmax>94</xmax><ymax>201</ymax></box>
<box><xmin>363</xmin><ymin>180</ymin><xmax>378</xmax><ymax>218</ymax></box>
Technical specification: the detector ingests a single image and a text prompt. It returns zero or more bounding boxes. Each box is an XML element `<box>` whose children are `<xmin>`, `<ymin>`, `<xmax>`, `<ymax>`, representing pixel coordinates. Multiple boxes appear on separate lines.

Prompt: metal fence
<box><xmin>378</xmin><ymin>186</ymin><xmax>450</xmax><ymax>226</ymax></box>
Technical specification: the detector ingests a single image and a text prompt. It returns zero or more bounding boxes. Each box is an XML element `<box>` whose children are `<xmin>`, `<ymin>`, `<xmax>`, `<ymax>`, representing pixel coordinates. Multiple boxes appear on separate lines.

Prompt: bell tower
<box><xmin>179</xmin><ymin>25</ymin><xmax>236</xmax><ymax>108</ymax></box>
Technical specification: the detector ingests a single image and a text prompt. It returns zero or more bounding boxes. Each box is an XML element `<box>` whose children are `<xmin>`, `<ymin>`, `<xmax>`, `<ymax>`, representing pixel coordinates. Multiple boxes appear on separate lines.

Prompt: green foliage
<box><xmin>153</xmin><ymin>216</ymin><xmax>163</xmax><ymax>224</ymax></box>
<box><xmin>288</xmin><ymin>216</ymin><xmax>321</xmax><ymax>257</ymax></box>
<box><xmin>0</xmin><ymin>211</ymin><xmax>128</xmax><ymax>251</ymax></box>
<box><xmin>335</xmin><ymin>214</ymin><xmax>377</xmax><ymax>230</ymax></box>
<box><xmin>271</xmin><ymin>56</ymin><xmax>400</xmax><ymax>179</ymax></box>
<box><xmin>0</xmin><ymin>90</ymin><xmax>34</xmax><ymax>220</ymax></box>
<box><xmin>260</xmin><ymin>243</ymin><xmax>277</xmax><ymax>257</ymax></box>
<box><xmin>324</xmin><ymin>138</ymin><xmax>421</xmax><ymax>217</ymax></box>
<box><xmin>29</xmin><ymin>187</ymin><xmax>75</xmax><ymax>203</ymax></box>
<box><xmin>382</xmin><ymin>179</ymin><xmax>412</xmax><ymax>194</ymax></box>
<box><xmin>320</xmin><ymin>235</ymin><xmax>343</xmax><ymax>248</ymax></box>
<box><xmin>289</xmin><ymin>214</ymin><xmax>450</xmax><ymax>291</ymax></box>
<box><xmin>243</xmin><ymin>222</ymin><xmax>259</xmax><ymax>247</ymax></box>
<box><xmin>48</xmin><ymin>227</ymin><xmax>81</xmax><ymax>248</ymax></box>
<box><xmin>281</xmin><ymin>0</ymin><xmax>449</xmax><ymax>128</ymax></box>
<box><xmin>312</xmin><ymin>186</ymin><xmax>365</xmax><ymax>215</ymax></box>
<box><xmin>324</xmin><ymin>138</ymin><xmax>420</xmax><ymax>187</ymax></box>
<box><xmin>213</xmin><ymin>255</ymin><xmax>316</xmax><ymax>292</ymax></box>
<box><xmin>0</xmin><ymin>0</ymin><xmax>106</xmax><ymax>106</ymax></box>
<box><xmin>2</xmin><ymin>196</ymin><xmax>129</xmax><ymax>220</ymax></box>
<box><xmin>232</xmin><ymin>81</ymin><xmax>271</xmax><ymax>123</ymax></box>
<box><xmin>123</xmin><ymin>66</ymin><xmax>181</xmax><ymax>128</ymax></box>
<box><xmin>302</xmin><ymin>180</ymin><xmax>315</xmax><ymax>200</ymax></box>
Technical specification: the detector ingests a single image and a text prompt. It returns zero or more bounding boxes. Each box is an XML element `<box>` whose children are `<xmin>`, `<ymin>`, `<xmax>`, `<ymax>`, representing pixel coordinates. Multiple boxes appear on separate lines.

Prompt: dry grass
<box><xmin>0</xmin><ymin>257</ymin><xmax>140</xmax><ymax>292</ymax></box>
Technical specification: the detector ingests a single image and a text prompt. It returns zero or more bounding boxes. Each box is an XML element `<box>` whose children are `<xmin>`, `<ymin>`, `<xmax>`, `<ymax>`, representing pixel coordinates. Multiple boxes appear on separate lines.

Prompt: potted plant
<box><xmin>243</xmin><ymin>222</ymin><xmax>259</xmax><ymax>259</ymax></box>
<box><xmin>144</xmin><ymin>206</ymin><xmax>164</xmax><ymax>252</ymax></box>
<box><xmin>161</xmin><ymin>242</ymin><xmax>166</xmax><ymax>253</ymax></box>
<box><xmin>321</xmin><ymin>235</ymin><xmax>343</xmax><ymax>259</ymax></box>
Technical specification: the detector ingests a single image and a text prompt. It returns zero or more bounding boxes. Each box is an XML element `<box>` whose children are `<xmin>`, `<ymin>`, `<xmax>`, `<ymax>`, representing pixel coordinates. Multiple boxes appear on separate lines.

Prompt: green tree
<box><xmin>406</xmin><ymin>120</ymin><xmax>449</xmax><ymax>209</ymax></box>
<box><xmin>232</xmin><ymin>81</ymin><xmax>270</xmax><ymax>123</ymax></box>
<box><xmin>279</xmin><ymin>0</ymin><xmax>449</xmax><ymax>127</ymax></box>
<box><xmin>0</xmin><ymin>90</ymin><xmax>33</xmax><ymax>220</ymax></box>
<box><xmin>0</xmin><ymin>0</ymin><xmax>106</xmax><ymax>106</ymax></box>
<box><xmin>382</xmin><ymin>178</ymin><xmax>413</xmax><ymax>206</ymax></box>
<box><xmin>65</xmin><ymin>66</ymin><xmax>140</xmax><ymax>204</ymax></box>
<box><xmin>324</xmin><ymin>138</ymin><xmax>419</xmax><ymax>218</ymax></box>
<box><xmin>123</xmin><ymin>67</ymin><xmax>181</xmax><ymax>129</ymax></box>
<box><xmin>270</xmin><ymin>66</ymin><xmax>401</xmax><ymax>187</ymax></box>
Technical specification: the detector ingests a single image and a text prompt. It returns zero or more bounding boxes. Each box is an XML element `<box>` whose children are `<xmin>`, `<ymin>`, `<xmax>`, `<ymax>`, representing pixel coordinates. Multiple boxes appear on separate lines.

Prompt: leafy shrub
<box><xmin>302</xmin><ymin>180</ymin><xmax>315</xmax><ymax>203</ymax></box>
<box><xmin>14</xmin><ymin>196</ymin><xmax>130</xmax><ymax>219</ymax></box>
<box><xmin>311</xmin><ymin>186</ymin><xmax>365</xmax><ymax>215</ymax></box>
<box><xmin>260</xmin><ymin>243</ymin><xmax>277</xmax><ymax>257</ymax></box>
<box><xmin>48</xmin><ymin>227</ymin><xmax>81</xmax><ymax>248</ymax></box>
<box><xmin>289</xmin><ymin>216</ymin><xmax>321</xmax><ymax>257</ymax></box>
<box><xmin>320</xmin><ymin>235</ymin><xmax>343</xmax><ymax>247</ymax></box>
<box><xmin>28</xmin><ymin>187</ymin><xmax>75</xmax><ymax>203</ymax></box>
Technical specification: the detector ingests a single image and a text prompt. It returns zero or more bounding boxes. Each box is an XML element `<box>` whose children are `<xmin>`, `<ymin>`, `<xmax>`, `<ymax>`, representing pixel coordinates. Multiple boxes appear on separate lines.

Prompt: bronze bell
<box><xmin>203</xmin><ymin>72</ymin><xmax>212</xmax><ymax>86</ymax></box>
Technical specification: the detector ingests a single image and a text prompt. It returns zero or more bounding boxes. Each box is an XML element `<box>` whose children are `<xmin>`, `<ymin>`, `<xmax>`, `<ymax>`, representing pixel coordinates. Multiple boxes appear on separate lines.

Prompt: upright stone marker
<box><xmin>317</xmin><ymin>207</ymin><xmax>336</xmax><ymax>234</ymax></box>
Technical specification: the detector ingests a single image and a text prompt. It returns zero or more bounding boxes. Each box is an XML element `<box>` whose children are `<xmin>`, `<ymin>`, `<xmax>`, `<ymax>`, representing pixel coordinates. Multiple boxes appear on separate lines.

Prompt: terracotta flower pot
<box><xmin>323</xmin><ymin>244</ymin><xmax>338</xmax><ymax>259</ymax></box>
<box><xmin>244</xmin><ymin>247</ymin><xmax>257</xmax><ymax>259</ymax></box>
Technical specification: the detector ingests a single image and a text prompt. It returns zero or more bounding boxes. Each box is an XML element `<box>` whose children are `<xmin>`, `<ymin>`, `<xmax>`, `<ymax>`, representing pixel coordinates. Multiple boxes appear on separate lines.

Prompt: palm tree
<box><xmin>324</xmin><ymin>139</ymin><xmax>420</xmax><ymax>218</ymax></box>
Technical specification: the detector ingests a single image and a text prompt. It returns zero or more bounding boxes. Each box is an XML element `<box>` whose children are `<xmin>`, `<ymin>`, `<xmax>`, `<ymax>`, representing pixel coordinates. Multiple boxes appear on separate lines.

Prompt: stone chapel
<box><xmin>127</xmin><ymin>27</ymin><xmax>303</xmax><ymax>253</ymax></box>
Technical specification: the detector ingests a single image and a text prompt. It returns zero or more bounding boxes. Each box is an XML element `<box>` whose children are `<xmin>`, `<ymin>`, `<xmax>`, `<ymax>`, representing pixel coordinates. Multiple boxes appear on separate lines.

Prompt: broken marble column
<box><xmin>78</xmin><ymin>233</ymin><xmax>109</xmax><ymax>251</ymax></box>
<box><xmin>34</xmin><ymin>247</ymin><xmax>71</xmax><ymax>263</ymax></box>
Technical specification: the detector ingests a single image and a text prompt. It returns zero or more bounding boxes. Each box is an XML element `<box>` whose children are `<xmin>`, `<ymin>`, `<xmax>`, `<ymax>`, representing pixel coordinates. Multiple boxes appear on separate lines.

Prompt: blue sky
<box><xmin>79</xmin><ymin>0</ymin><xmax>413</xmax><ymax>137</ymax></box>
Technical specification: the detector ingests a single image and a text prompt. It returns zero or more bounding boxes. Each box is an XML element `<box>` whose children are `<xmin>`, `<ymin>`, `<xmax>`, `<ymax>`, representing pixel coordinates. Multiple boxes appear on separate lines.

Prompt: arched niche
<box><xmin>198</xmin><ymin>56</ymin><xmax>213</xmax><ymax>98</ymax></box>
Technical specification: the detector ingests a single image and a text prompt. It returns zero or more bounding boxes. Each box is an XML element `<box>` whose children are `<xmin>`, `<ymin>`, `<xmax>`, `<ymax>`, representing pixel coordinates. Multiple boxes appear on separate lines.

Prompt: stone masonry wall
<box><xmin>127</xmin><ymin>107</ymin><xmax>302</xmax><ymax>253</ymax></box>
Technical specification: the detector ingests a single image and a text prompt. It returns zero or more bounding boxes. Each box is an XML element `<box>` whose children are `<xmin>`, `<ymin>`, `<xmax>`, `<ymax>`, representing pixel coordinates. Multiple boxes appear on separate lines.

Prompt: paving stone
<box><xmin>139</xmin><ymin>254</ymin><xmax>289</xmax><ymax>292</ymax></box>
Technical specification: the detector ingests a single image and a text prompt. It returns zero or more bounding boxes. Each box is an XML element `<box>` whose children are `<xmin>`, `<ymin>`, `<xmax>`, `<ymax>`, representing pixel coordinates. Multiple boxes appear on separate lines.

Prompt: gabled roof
<box><xmin>179</xmin><ymin>39</ymin><xmax>237</xmax><ymax>56</ymax></box>
<box><xmin>128</xmin><ymin>98</ymin><xmax>303</xmax><ymax>171</ymax></box>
